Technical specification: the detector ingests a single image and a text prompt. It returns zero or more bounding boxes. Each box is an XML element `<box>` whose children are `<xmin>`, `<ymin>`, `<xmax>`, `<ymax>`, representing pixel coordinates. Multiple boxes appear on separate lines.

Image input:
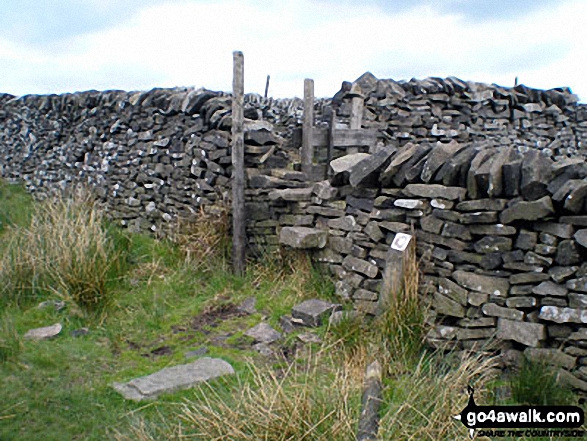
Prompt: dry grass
<box><xmin>380</xmin><ymin>351</ymin><xmax>499</xmax><ymax>440</ymax></box>
<box><xmin>166</xmin><ymin>204</ymin><xmax>230</xmax><ymax>270</ymax></box>
<box><xmin>0</xmin><ymin>188</ymin><xmax>127</xmax><ymax>308</ymax></box>
<box><xmin>0</xmin><ymin>313</ymin><xmax>22</xmax><ymax>363</ymax></box>
<box><xmin>374</xmin><ymin>240</ymin><xmax>426</xmax><ymax>366</ymax></box>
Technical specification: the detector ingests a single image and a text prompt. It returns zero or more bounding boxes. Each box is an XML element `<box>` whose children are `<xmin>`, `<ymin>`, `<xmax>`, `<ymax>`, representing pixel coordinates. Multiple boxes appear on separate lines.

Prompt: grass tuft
<box><xmin>510</xmin><ymin>358</ymin><xmax>575</xmax><ymax>406</ymax></box>
<box><xmin>0</xmin><ymin>313</ymin><xmax>22</xmax><ymax>363</ymax></box>
<box><xmin>0</xmin><ymin>188</ymin><xmax>129</xmax><ymax>309</ymax></box>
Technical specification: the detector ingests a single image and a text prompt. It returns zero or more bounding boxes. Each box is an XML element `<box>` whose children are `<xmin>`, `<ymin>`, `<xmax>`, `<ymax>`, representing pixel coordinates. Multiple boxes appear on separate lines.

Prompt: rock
<box><xmin>349</xmin><ymin>148</ymin><xmax>395</xmax><ymax>187</ymax></box>
<box><xmin>420</xmin><ymin>141</ymin><xmax>463</xmax><ymax>183</ymax></box>
<box><xmin>516</xmin><ymin>230</ymin><xmax>538</xmax><ymax>250</ymax></box>
<box><xmin>469</xmin><ymin>224</ymin><xmax>517</xmax><ymax>236</ymax></box>
<box><xmin>566</xmin><ymin>277</ymin><xmax>587</xmax><ymax>293</ymax></box>
<box><xmin>438</xmin><ymin>277</ymin><xmax>468</xmax><ymax>306</ymax></box>
<box><xmin>574</xmin><ymin>229</ymin><xmax>587</xmax><ymax>248</ymax></box>
<box><xmin>268</xmin><ymin>188</ymin><xmax>313</xmax><ymax>201</ymax></box>
<box><xmin>549</xmin><ymin>266</ymin><xmax>577</xmax><ymax>283</ymax></box>
<box><xmin>70</xmin><ymin>328</ymin><xmax>89</xmax><ymax>338</ymax></box>
<box><xmin>237</xmin><ymin>297</ymin><xmax>257</xmax><ymax>314</ymax></box>
<box><xmin>539</xmin><ymin>306</ymin><xmax>587</xmax><ymax>324</ymax></box>
<box><xmin>393</xmin><ymin>199</ymin><xmax>426</xmax><ymax>210</ymax></box>
<box><xmin>564</xmin><ymin>181</ymin><xmax>587</xmax><ymax>213</ymax></box>
<box><xmin>245</xmin><ymin>323</ymin><xmax>282</xmax><ymax>344</ymax></box>
<box><xmin>496</xmin><ymin>318</ymin><xmax>545</xmax><ymax>347</ymax></box>
<box><xmin>456</xmin><ymin>199</ymin><xmax>508</xmax><ymax>212</ymax></box>
<box><xmin>329</xmin><ymin>310</ymin><xmax>361</xmax><ymax>326</ymax></box>
<box><xmin>460</xmin><ymin>211</ymin><xmax>498</xmax><ymax>224</ymax></box>
<box><xmin>482</xmin><ymin>303</ymin><xmax>524</xmax><ymax>321</ymax></box>
<box><xmin>185</xmin><ymin>347</ymin><xmax>208</xmax><ymax>358</ymax></box>
<box><xmin>557</xmin><ymin>369</ymin><xmax>587</xmax><ymax>392</ymax></box>
<box><xmin>452</xmin><ymin>270</ymin><xmax>509</xmax><ymax>297</ymax></box>
<box><xmin>520</xmin><ymin>150</ymin><xmax>553</xmax><ymax>200</ymax></box>
<box><xmin>524</xmin><ymin>348</ymin><xmax>576</xmax><ymax>370</ymax></box>
<box><xmin>569</xmin><ymin>293</ymin><xmax>587</xmax><ymax>308</ymax></box>
<box><xmin>434</xmin><ymin>292</ymin><xmax>466</xmax><ymax>317</ymax></box>
<box><xmin>313</xmin><ymin>180</ymin><xmax>338</xmax><ymax>200</ymax></box>
<box><xmin>279</xmin><ymin>227</ymin><xmax>327</xmax><ymax>249</ymax></box>
<box><xmin>555</xmin><ymin>240</ymin><xmax>581</xmax><ymax>266</ymax></box>
<box><xmin>342</xmin><ymin>255</ymin><xmax>378</xmax><ymax>278</ymax></box>
<box><xmin>456</xmin><ymin>327</ymin><xmax>496</xmax><ymax>340</ymax></box>
<box><xmin>37</xmin><ymin>300</ymin><xmax>66</xmax><ymax>311</ymax></box>
<box><xmin>252</xmin><ymin>343</ymin><xmax>274</xmax><ymax>356</ymax></box>
<box><xmin>291</xmin><ymin>299</ymin><xmax>342</xmax><ymax>327</ymax></box>
<box><xmin>473</xmin><ymin>236</ymin><xmax>512</xmax><ymax>254</ymax></box>
<box><xmin>328</xmin><ymin>216</ymin><xmax>359</xmax><ymax>231</ymax></box>
<box><xmin>509</xmin><ymin>272</ymin><xmax>550</xmax><ymax>285</ymax></box>
<box><xmin>499</xmin><ymin>196</ymin><xmax>554</xmax><ymax>224</ymax></box>
<box><xmin>330</xmin><ymin>153</ymin><xmax>370</xmax><ymax>177</ymax></box>
<box><xmin>531</xmin><ymin>281</ymin><xmax>568</xmax><ymax>297</ymax></box>
<box><xmin>402</xmin><ymin>184</ymin><xmax>465</xmax><ymax>201</ymax></box>
<box><xmin>297</xmin><ymin>333</ymin><xmax>323</xmax><ymax>344</ymax></box>
<box><xmin>112</xmin><ymin>358</ymin><xmax>234</xmax><ymax>401</ymax></box>
<box><xmin>506</xmin><ymin>297</ymin><xmax>536</xmax><ymax>308</ymax></box>
<box><xmin>533</xmin><ymin>222</ymin><xmax>574</xmax><ymax>239</ymax></box>
<box><xmin>24</xmin><ymin>323</ymin><xmax>62</xmax><ymax>340</ymax></box>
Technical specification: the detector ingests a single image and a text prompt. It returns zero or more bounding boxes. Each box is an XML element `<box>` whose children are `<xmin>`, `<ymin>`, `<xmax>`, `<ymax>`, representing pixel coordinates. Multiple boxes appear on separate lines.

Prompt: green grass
<box><xmin>0</xmin><ymin>179</ymin><xmax>33</xmax><ymax>231</ymax></box>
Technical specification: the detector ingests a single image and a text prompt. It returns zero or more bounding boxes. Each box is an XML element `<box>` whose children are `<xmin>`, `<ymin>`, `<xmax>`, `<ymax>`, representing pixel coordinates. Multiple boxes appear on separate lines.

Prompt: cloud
<box><xmin>0</xmin><ymin>0</ymin><xmax>584</xmax><ymax>101</ymax></box>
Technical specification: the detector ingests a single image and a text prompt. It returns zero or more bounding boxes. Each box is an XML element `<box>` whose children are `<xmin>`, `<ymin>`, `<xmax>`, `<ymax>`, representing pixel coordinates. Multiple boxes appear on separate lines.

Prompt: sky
<box><xmin>0</xmin><ymin>0</ymin><xmax>585</xmax><ymax>101</ymax></box>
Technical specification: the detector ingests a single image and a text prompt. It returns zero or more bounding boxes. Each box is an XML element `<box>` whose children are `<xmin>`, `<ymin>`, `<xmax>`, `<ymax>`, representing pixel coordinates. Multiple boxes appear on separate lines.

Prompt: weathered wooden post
<box><xmin>356</xmin><ymin>360</ymin><xmax>383</xmax><ymax>441</ymax></box>
<box><xmin>302</xmin><ymin>78</ymin><xmax>314</xmax><ymax>175</ymax></box>
<box><xmin>348</xmin><ymin>92</ymin><xmax>364</xmax><ymax>154</ymax></box>
<box><xmin>378</xmin><ymin>232</ymin><xmax>414</xmax><ymax>314</ymax></box>
<box><xmin>232</xmin><ymin>51</ymin><xmax>246</xmax><ymax>276</ymax></box>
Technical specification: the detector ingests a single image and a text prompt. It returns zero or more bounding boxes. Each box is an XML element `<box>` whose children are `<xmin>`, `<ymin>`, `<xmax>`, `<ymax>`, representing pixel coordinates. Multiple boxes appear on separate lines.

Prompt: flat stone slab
<box><xmin>24</xmin><ymin>323</ymin><xmax>62</xmax><ymax>340</ymax></box>
<box><xmin>496</xmin><ymin>318</ymin><xmax>545</xmax><ymax>347</ymax></box>
<box><xmin>292</xmin><ymin>299</ymin><xmax>342</xmax><ymax>327</ymax></box>
<box><xmin>330</xmin><ymin>153</ymin><xmax>370</xmax><ymax>174</ymax></box>
<box><xmin>112</xmin><ymin>357</ymin><xmax>234</xmax><ymax>401</ymax></box>
<box><xmin>539</xmin><ymin>306</ymin><xmax>587</xmax><ymax>324</ymax></box>
<box><xmin>279</xmin><ymin>227</ymin><xmax>327</xmax><ymax>249</ymax></box>
<box><xmin>245</xmin><ymin>322</ymin><xmax>282</xmax><ymax>344</ymax></box>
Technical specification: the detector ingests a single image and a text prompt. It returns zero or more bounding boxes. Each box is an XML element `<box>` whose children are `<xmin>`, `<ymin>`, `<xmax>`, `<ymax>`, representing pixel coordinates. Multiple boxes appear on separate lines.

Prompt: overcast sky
<box><xmin>0</xmin><ymin>0</ymin><xmax>585</xmax><ymax>101</ymax></box>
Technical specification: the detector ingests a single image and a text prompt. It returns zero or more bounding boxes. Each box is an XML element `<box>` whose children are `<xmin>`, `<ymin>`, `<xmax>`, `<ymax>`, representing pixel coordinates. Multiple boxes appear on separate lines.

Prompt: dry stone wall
<box><xmin>2</xmin><ymin>74</ymin><xmax>587</xmax><ymax>389</ymax></box>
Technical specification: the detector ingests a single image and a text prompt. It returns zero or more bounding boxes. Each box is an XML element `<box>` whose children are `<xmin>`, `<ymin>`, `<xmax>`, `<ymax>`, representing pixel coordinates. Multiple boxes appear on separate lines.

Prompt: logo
<box><xmin>453</xmin><ymin>386</ymin><xmax>585</xmax><ymax>439</ymax></box>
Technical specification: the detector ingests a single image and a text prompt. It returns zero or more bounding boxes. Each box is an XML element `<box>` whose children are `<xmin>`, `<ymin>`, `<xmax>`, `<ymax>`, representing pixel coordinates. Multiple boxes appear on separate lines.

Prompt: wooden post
<box><xmin>302</xmin><ymin>78</ymin><xmax>314</xmax><ymax>175</ymax></box>
<box><xmin>356</xmin><ymin>360</ymin><xmax>383</xmax><ymax>441</ymax></box>
<box><xmin>232</xmin><ymin>51</ymin><xmax>246</xmax><ymax>276</ymax></box>
<box><xmin>348</xmin><ymin>96</ymin><xmax>364</xmax><ymax>154</ymax></box>
<box><xmin>378</xmin><ymin>233</ymin><xmax>414</xmax><ymax>315</ymax></box>
<box><xmin>264</xmin><ymin>74</ymin><xmax>270</xmax><ymax>98</ymax></box>
<box><xmin>325</xmin><ymin>107</ymin><xmax>336</xmax><ymax>179</ymax></box>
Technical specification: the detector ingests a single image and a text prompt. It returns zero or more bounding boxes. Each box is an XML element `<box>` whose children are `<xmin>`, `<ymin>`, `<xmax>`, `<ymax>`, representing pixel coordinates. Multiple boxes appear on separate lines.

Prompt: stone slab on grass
<box><xmin>112</xmin><ymin>357</ymin><xmax>234</xmax><ymax>401</ymax></box>
<box><xmin>292</xmin><ymin>299</ymin><xmax>342</xmax><ymax>327</ymax></box>
<box><xmin>24</xmin><ymin>323</ymin><xmax>62</xmax><ymax>340</ymax></box>
<box><xmin>245</xmin><ymin>322</ymin><xmax>282</xmax><ymax>344</ymax></box>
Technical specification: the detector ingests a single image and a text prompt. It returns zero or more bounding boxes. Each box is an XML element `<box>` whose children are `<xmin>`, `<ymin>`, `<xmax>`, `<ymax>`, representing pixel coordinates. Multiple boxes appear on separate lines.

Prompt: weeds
<box><xmin>0</xmin><ymin>314</ymin><xmax>22</xmax><ymax>363</ymax></box>
<box><xmin>510</xmin><ymin>358</ymin><xmax>575</xmax><ymax>406</ymax></box>
<box><xmin>174</xmin><ymin>351</ymin><xmax>359</xmax><ymax>440</ymax></box>
<box><xmin>0</xmin><ymin>188</ymin><xmax>129</xmax><ymax>309</ymax></box>
<box><xmin>166</xmin><ymin>203</ymin><xmax>230</xmax><ymax>270</ymax></box>
<box><xmin>380</xmin><ymin>350</ymin><xmax>499</xmax><ymax>440</ymax></box>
